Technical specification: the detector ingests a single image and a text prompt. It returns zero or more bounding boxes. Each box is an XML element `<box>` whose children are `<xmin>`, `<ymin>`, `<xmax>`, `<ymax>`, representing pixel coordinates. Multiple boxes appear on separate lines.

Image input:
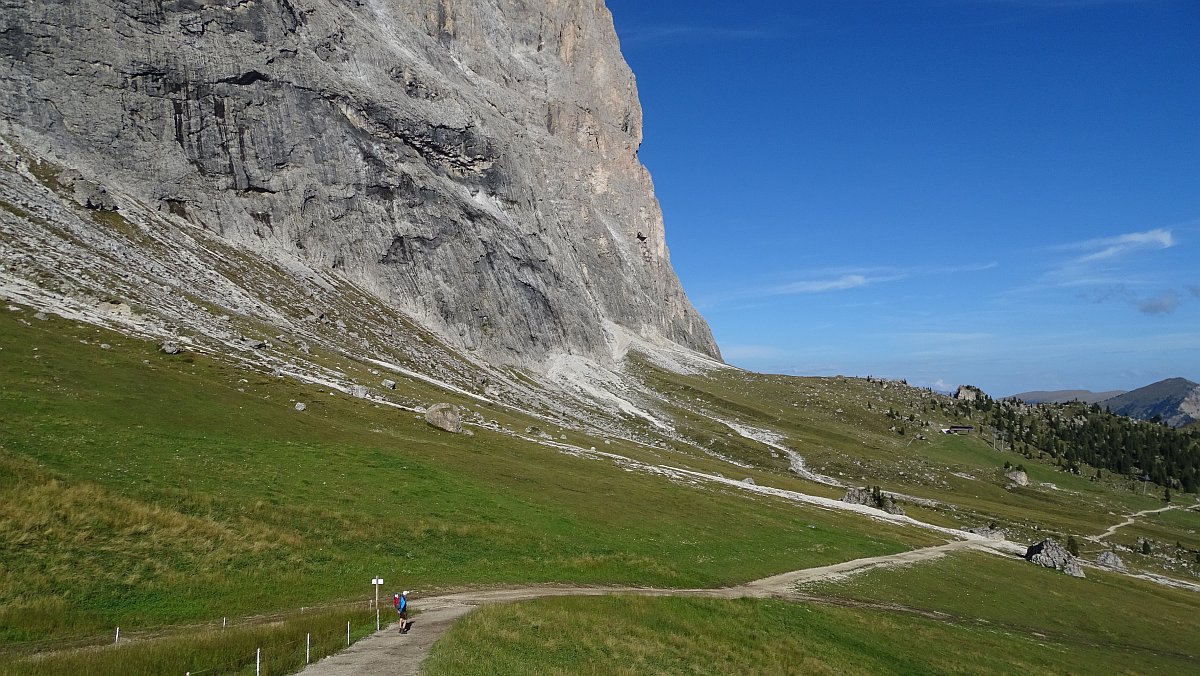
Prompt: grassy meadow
<box><xmin>0</xmin><ymin>605</ymin><xmax>378</xmax><ymax>676</ymax></box>
<box><xmin>644</xmin><ymin>361</ymin><xmax>1176</xmax><ymax>544</ymax></box>
<box><xmin>3</xmin><ymin>305</ymin><xmax>1198</xmax><ymax>672</ymax></box>
<box><xmin>0</xmin><ymin>308</ymin><xmax>935</xmax><ymax>665</ymax></box>
<box><xmin>803</xmin><ymin>549</ymin><xmax>1200</xmax><ymax>668</ymax></box>
<box><xmin>422</xmin><ymin>589</ymin><xmax>1199</xmax><ymax>675</ymax></box>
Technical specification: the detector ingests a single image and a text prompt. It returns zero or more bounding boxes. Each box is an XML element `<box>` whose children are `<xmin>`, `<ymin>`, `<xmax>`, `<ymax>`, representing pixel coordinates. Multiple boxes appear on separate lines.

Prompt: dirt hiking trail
<box><xmin>1090</xmin><ymin>500</ymin><xmax>1199</xmax><ymax>542</ymax></box>
<box><xmin>298</xmin><ymin>538</ymin><xmax>1021</xmax><ymax>676</ymax></box>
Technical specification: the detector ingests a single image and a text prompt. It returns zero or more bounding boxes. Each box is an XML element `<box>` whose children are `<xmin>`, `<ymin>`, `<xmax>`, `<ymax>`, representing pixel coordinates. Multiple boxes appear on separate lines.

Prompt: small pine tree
<box><xmin>1164</xmin><ymin>487</ymin><xmax>1171</xmax><ymax>502</ymax></box>
<box><xmin>1066</xmin><ymin>536</ymin><xmax>1080</xmax><ymax>557</ymax></box>
<box><xmin>1004</xmin><ymin>461</ymin><xmax>1012</xmax><ymax>470</ymax></box>
<box><xmin>1142</xmin><ymin>540</ymin><xmax>1152</xmax><ymax>555</ymax></box>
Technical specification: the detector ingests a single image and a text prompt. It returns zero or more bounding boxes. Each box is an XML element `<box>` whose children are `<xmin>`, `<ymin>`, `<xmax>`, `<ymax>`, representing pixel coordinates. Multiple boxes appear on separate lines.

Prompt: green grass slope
<box><xmin>424</xmin><ymin>585</ymin><xmax>1199</xmax><ymax>675</ymax></box>
<box><xmin>426</xmin><ymin>549</ymin><xmax>1200</xmax><ymax>674</ymax></box>
<box><xmin>631</xmin><ymin>361</ymin><xmax>1178</xmax><ymax>544</ymax></box>
<box><xmin>3</xmin><ymin>305</ymin><xmax>1198</xmax><ymax>672</ymax></box>
<box><xmin>0</xmin><ymin>309</ymin><xmax>934</xmax><ymax>659</ymax></box>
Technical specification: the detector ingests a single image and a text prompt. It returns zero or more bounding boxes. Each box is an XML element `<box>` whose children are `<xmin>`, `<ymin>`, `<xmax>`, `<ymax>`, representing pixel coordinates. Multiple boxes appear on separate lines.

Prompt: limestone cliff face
<box><xmin>0</xmin><ymin>0</ymin><xmax>719</xmax><ymax>367</ymax></box>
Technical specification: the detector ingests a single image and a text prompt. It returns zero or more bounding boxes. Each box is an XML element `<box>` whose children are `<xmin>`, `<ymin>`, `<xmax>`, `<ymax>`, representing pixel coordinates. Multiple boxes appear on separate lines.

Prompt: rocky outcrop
<box><xmin>1096</xmin><ymin>550</ymin><xmax>1125</xmax><ymax>571</ymax></box>
<box><xmin>843</xmin><ymin>486</ymin><xmax>906</xmax><ymax>516</ymax></box>
<box><xmin>0</xmin><ymin>0</ymin><xmax>719</xmax><ymax>371</ymax></box>
<box><xmin>425</xmin><ymin>403</ymin><xmax>462</xmax><ymax>434</ymax></box>
<box><xmin>1005</xmin><ymin>469</ymin><xmax>1029</xmax><ymax>487</ymax></box>
<box><xmin>1025</xmin><ymin>539</ymin><xmax>1085</xmax><ymax>578</ymax></box>
<box><xmin>964</xmin><ymin>525</ymin><xmax>1006</xmax><ymax>539</ymax></box>
<box><xmin>954</xmin><ymin>385</ymin><xmax>982</xmax><ymax>401</ymax></box>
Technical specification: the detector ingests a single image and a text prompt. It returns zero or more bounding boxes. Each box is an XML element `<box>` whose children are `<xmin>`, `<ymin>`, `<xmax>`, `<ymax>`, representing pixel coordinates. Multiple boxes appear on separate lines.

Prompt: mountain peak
<box><xmin>0</xmin><ymin>0</ymin><xmax>719</xmax><ymax>373</ymax></box>
<box><xmin>1101</xmin><ymin>378</ymin><xmax>1200</xmax><ymax>428</ymax></box>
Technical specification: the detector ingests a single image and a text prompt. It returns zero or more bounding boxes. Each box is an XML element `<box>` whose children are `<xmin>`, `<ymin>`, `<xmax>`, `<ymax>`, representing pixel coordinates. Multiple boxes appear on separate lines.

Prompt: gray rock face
<box><xmin>842</xmin><ymin>487</ymin><xmax>872</xmax><ymax>505</ymax></box>
<box><xmin>1005</xmin><ymin>469</ymin><xmax>1029</xmax><ymax>487</ymax></box>
<box><xmin>159</xmin><ymin>341</ymin><xmax>183</xmax><ymax>354</ymax></box>
<box><xmin>60</xmin><ymin>169</ymin><xmax>120</xmax><ymax>211</ymax></box>
<box><xmin>1025</xmin><ymin>539</ymin><xmax>1085</xmax><ymax>578</ymax></box>
<box><xmin>0</xmin><ymin>0</ymin><xmax>719</xmax><ymax>369</ymax></box>
<box><xmin>964</xmin><ymin>525</ymin><xmax>1006</xmax><ymax>540</ymax></box>
<box><xmin>1096</xmin><ymin>550</ymin><xmax>1125</xmax><ymax>571</ymax></box>
<box><xmin>954</xmin><ymin>385</ymin><xmax>981</xmax><ymax>401</ymax></box>
<box><xmin>425</xmin><ymin>403</ymin><xmax>462</xmax><ymax>434</ymax></box>
<box><xmin>843</xmin><ymin>487</ymin><xmax>906</xmax><ymax>516</ymax></box>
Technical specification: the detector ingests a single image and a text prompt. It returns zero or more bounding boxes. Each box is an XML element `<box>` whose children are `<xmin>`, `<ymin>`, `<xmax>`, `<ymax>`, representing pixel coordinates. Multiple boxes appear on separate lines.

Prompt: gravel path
<box><xmin>1091</xmin><ymin>500</ymin><xmax>1198</xmax><ymax>541</ymax></box>
<box><xmin>297</xmin><ymin>538</ymin><xmax>1020</xmax><ymax>675</ymax></box>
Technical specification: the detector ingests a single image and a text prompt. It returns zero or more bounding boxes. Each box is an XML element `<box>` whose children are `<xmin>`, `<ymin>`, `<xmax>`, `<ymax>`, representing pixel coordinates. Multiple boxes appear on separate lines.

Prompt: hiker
<box><xmin>394</xmin><ymin>590</ymin><xmax>410</xmax><ymax>633</ymax></box>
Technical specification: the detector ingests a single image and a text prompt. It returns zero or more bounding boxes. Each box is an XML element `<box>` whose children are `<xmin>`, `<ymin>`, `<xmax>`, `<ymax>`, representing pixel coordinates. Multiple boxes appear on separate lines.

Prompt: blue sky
<box><xmin>606</xmin><ymin>0</ymin><xmax>1199</xmax><ymax>396</ymax></box>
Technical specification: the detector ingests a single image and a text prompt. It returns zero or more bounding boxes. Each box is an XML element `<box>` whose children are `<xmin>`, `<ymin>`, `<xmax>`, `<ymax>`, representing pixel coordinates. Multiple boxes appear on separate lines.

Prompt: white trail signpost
<box><xmin>371</xmin><ymin>577</ymin><xmax>384</xmax><ymax>630</ymax></box>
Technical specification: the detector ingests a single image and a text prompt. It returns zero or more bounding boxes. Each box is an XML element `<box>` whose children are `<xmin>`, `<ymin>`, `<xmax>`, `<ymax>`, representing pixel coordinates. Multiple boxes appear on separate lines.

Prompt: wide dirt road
<box><xmin>298</xmin><ymin>538</ymin><xmax>1021</xmax><ymax>675</ymax></box>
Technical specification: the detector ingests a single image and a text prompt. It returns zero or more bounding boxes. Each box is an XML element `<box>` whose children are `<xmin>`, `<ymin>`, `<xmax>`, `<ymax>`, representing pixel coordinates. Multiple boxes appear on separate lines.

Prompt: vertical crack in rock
<box><xmin>0</xmin><ymin>0</ymin><xmax>721</xmax><ymax>369</ymax></box>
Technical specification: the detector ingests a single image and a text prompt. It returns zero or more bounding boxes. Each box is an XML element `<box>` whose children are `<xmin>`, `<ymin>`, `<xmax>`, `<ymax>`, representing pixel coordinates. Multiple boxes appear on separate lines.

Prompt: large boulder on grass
<box><xmin>1025</xmin><ymin>539</ymin><xmax>1085</xmax><ymax>578</ymax></box>
<box><xmin>842</xmin><ymin>487</ymin><xmax>906</xmax><ymax>516</ymax></box>
<box><xmin>1005</xmin><ymin>469</ymin><xmax>1029</xmax><ymax>487</ymax></box>
<box><xmin>964</xmin><ymin>525</ymin><xmax>1006</xmax><ymax>540</ymax></box>
<box><xmin>425</xmin><ymin>403</ymin><xmax>462</xmax><ymax>434</ymax></box>
<box><xmin>842</xmin><ymin>487</ymin><xmax>871</xmax><ymax>506</ymax></box>
<box><xmin>1096</xmin><ymin>550</ymin><xmax>1125</xmax><ymax>571</ymax></box>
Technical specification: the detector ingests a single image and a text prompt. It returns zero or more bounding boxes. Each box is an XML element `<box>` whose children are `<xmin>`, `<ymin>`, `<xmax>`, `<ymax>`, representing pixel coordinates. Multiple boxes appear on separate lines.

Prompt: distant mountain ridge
<box><xmin>1010</xmin><ymin>389</ymin><xmax>1126</xmax><ymax>405</ymax></box>
<box><xmin>1100</xmin><ymin>378</ymin><xmax>1200</xmax><ymax>429</ymax></box>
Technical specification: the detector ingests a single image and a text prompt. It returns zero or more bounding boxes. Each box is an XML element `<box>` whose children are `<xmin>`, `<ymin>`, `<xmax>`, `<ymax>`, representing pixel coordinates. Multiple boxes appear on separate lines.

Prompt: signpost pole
<box><xmin>371</xmin><ymin>577</ymin><xmax>384</xmax><ymax>631</ymax></box>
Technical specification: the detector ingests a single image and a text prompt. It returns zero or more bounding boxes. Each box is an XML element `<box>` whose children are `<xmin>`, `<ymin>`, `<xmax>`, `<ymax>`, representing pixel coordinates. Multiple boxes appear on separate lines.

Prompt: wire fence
<box><xmin>2</xmin><ymin>598</ymin><xmax>371</xmax><ymax>654</ymax></box>
<box><xmin>181</xmin><ymin>616</ymin><xmax>376</xmax><ymax>676</ymax></box>
<box><xmin>0</xmin><ymin>600</ymin><xmax>389</xmax><ymax>675</ymax></box>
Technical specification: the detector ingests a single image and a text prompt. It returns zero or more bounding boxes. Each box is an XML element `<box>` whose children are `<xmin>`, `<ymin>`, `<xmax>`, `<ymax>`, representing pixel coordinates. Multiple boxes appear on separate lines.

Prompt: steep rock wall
<box><xmin>0</xmin><ymin>0</ymin><xmax>719</xmax><ymax>367</ymax></box>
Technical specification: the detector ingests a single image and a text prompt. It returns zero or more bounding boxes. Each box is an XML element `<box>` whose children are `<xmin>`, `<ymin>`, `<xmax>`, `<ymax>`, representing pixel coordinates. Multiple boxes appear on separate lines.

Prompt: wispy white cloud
<box><xmin>749</xmin><ymin>261</ymin><xmax>996</xmax><ymax>300</ymax></box>
<box><xmin>1023</xmin><ymin>228</ymin><xmax>1181</xmax><ymax>294</ymax></box>
<box><xmin>770</xmin><ymin>274</ymin><xmax>871</xmax><ymax>294</ymax></box>
<box><xmin>1062</xmin><ymin>228</ymin><xmax>1175</xmax><ymax>264</ymax></box>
